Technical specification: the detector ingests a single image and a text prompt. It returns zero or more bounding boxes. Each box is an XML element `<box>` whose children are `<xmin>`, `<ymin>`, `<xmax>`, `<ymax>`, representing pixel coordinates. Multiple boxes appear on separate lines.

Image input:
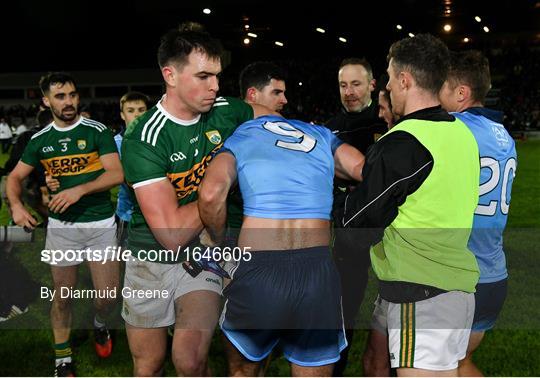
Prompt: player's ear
<box><xmin>161</xmin><ymin>65</ymin><xmax>177</xmax><ymax>87</ymax></box>
<box><xmin>399</xmin><ymin>71</ymin><xmax>411</xmax><ymax>90</ymax></box>
<box><xmin>120</xmin><ymin>112</ymin><xmax>126</xmax><ymax>121</ymax></box>
<box><xmin>458</xmin><ymin>85</ymin><xmax>471</xmax><ymax>103</ymax></box>
<box><xmin>42</xmin><ymin>96</ymin><xmax>50</xmax><ymax>108</ymax></box>
<box><xmin>369</xmin><ymin>78</ymin><xmax>376</xmax><ymax>92</ymax></box>
<box><xmin>246</xmin><ymin>87</ymin><xmax>258</xmax><ymax>103</ymax></box>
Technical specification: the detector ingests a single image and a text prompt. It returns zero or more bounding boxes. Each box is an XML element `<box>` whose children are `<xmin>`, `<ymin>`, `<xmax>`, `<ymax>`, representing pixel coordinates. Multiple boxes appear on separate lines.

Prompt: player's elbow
<box><xmin>199</xmin><ymin>180</ymin><xmax>226</xmax><ymax>208</ymax></box>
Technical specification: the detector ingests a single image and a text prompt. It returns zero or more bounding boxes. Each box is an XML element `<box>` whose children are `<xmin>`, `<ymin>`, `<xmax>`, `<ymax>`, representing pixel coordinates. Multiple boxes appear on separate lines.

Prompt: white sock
<box><xmin>55</xmin><ymin>356</ymin><xmax>72</xmax><ymax>366</ymax></box>
<box><xmin>94</xmin><ymin>315</ymin><xmax>106</xmax><ymax>329</ymax></box>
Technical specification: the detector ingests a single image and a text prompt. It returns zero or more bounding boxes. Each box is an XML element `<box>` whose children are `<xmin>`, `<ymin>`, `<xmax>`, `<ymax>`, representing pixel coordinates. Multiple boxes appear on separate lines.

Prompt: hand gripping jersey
<box><xmin>223</xmin><ymin>115</ymin><xmax>343</xmax><ymax>219</ymax></box>
<box><xmin>454</xmin><ymin>108</ymin><xmax>517</xmax><ymax>283</ymax></box>
<box><xmin>122</xmin><ymin>96</ymin><xmax>253</xmax><ymax>257</ymax></box>
<box><xmin>21</xmin><ymin>117</ymin><xmax>117</xmax><ymax>222</ymax></box>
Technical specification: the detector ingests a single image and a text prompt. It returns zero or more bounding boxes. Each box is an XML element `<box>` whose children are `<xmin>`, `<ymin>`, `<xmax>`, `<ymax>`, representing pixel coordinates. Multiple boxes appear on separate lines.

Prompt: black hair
<box><xmin>239</xmin><ymin>61</ymin><xmax>287</xmax><ymax>99</ymax></box>
<box><xmin>387</xmin><ymin>33</ymin><xmax>450</xmax><ymax>95</ymax></box>
<box><xmin>157</xmin><ymin>22</ymin><xmax>223</xmax><ymax>69</ymax></box>
<box><xmin>39</xmin><ymin>72</ymin><xmax>77</xmax><ymax>95</ymax></box>
<box><xmin>447</xmin><ymin>50</ymin><xmax>491</xmax><ymax>104</ymax></box>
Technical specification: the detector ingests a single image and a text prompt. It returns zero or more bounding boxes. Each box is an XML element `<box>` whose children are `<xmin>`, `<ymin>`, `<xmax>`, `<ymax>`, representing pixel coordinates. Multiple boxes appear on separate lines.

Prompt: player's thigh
<box><xmin>87</xmin><ymin>260</ymin><xmax>119</xmax><ymax>291</ymax></box>
<box><xmin>171</xmin><ymin>290</ymin><xmax>221</xmax><ymax>362</ymax></box>
<box><xmin>223</xmin><ymin>333</ymin><xmax>262</xmax><ymax>376</ymax></box>
<box><xmin>50</xmin><ymin>265</ymin><xmax>78</xmax><ymax>290</ymax></box>
<box><xmin>466</xmin><ymin>331</ymin><xmax>485</xmax><ymax>355</ymax></box>
<box><xmin>126</xmin><ymin>323</ymin><xmax>167</xmax><ymax>366</ymax></box>
<box><xmin>290</xmin><ymin>363</ymin><xmax>334</xmax><ymax>377</ymax></box>
<box><xmin>174</xmin><ymin>289</ymin><xmax>221</xmax><ymax>331</ymax></box>
<box><xmin>398</xmin><ymin>367</ymin><xmax>457</xmax><ymax>377</ymax></box>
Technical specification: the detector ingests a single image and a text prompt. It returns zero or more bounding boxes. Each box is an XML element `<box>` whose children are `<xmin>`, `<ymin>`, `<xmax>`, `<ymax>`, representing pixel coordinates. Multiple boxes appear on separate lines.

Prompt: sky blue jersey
<box><xmin>223</xmin><ymin>115</ymin><xmax>343</xmax><ymax>220</ymax></box>
<box><xmin>114</xmin><ymin>133</ymin><xmax>133</xmax><ymax>222</ymax></box>
<box><xmin>454</xmin><ymin>108</ymin><xmax>517</xmax><ymax>283</ymax></box>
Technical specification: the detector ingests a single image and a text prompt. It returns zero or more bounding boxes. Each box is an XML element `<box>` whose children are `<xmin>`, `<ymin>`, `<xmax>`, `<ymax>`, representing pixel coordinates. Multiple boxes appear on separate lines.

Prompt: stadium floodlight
<box><xmin>475</xmin><ymin>16</ymin><xmax>482</xmax><ymax>22</ymax></box>
<box><xmin>203</xmin><ymin>8</ymin><xmax>211</xmax><ymax>15</ymax></box>
<box><xmin>338</xmin><ymin>37</ymin><xmax>347</xmax><ymax>43</ymax></box>
<box><xmin>463</xmin><ymin>37</ymin><xmax>470</xmax><ymax>43</ymax></box>
<box><xmin>298</xmin><ymin>82</ymin><xmax>303</xmax><ymax>86</ymax></box>
<box><xmin>244</xmin><ymin>24</ymin><xmax>250</xmax><ymax>29</ymax></box>
<box><xmin>316</xmin><ymin>27</ymin><xmax>326</xmax><ymax>33</ymax></box>
<box><xmin>443</xmin><ymin>24</ymin><xmax>452</xmax><ymax>32</ymax></box>
<box><xmin>408</xmin><ymin>32</ymin><xmax>415</xmax><ymax>37</ymax></box>
<box><xmin>483</xmin><ymin>26</ymin><xmax>490</xmax><ymax>32</ymax></box>
<box><xmin>247</xmin><ymin>32</ymin><xmax>258</xmax><ymax>38</ymax></box>
<box><xmin>396</xmin><ymin>24</ymin><xmax>403</xmax><ymax>30</ymax></box>
<box><xmin>275</xmin><ymin>41</ymin><xmax>284</xmax><ymax>46</ymax></box>
<box><xmin>243</xmin><ymin>38</ymin><xmax>250</xmax><ymax>45</ymax></box>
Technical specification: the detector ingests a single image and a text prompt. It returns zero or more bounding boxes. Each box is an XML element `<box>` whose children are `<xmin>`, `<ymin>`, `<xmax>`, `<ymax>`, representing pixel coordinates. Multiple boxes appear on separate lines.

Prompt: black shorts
<box><xmin>472</xmin><ymin>278</ymin><xmax>508</xmax><ymax>332</ymax></box>
<box><xmin>220</xmin><ymin>246</ymin><xmax>347</xmax><ymax>366</ymax></box>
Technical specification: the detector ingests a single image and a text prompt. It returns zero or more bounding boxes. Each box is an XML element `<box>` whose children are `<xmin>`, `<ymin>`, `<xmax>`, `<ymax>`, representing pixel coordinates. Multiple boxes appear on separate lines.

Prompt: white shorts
<box><xmin>121</xmin><ymin>258</ymin><xmax>223</xmax><ymax>328</ymax></box>
<box><xmin>44</xmin><ymin>215</ymin><xmax>117</xmax><ymax>267</ymax></box>
<box><xmin>371</xmin><ymin>291</ymin><xmax>474</xmax><ymax>371</ymax></box>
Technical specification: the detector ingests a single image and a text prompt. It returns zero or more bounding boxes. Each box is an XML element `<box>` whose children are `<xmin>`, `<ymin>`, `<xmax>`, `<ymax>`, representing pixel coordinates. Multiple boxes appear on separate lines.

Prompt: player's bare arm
<box><xmin>6</xmin><ymin>161</ymin><xmax>38</xmax><ymax>229</ymax></box>
<box><xmin>334</xmin><ymin>143</ymin><xmax>365</xmax><ymax>181</ymax></box>
<box><xmin>48</xmin><ymin>152</ymin><xmax>124</xmax><ymax>214</ymax></box>
<box><xmin>134</xmin><ymin>179</ymin><xmax>204</xmax><ymax>251</ymax></box>
<box><xmin>198</xmin><ymin>152</ymin><xmax>237</xmax><ymax>245</ymax></box>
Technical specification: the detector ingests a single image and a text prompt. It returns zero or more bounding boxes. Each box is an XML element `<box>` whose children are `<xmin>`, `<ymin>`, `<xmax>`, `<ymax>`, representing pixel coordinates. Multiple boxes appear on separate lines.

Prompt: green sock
<box><xmin>54</xmin><ymin>341</ymin><xmax>72</xmax><ymax>366</ymax></box>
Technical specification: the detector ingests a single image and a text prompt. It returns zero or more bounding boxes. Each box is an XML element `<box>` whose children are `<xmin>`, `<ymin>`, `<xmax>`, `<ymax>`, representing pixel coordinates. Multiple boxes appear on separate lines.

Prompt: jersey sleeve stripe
<box><xmin>30</xmin><ymin>125</ymin><xmax>53</xmax><ymax>139</ymax></box>
<box><xmin>82</xmin><ymin>118</ymin><xmax>107</xmax><ymax>130</ymax></box>
<box><xmin>151</xmin><ymin>116</ymin><xmax>168</xmax><ymax>146</ymax></box>
<box><xmin>141</xmin><ymin>110</ymin><xmax>163</xmax><ymax>142</ymax></box>
<box><xmin>145</xmin><ymin>113</ymin><xmax>166</xmax><ymax>144</ymax></box>
<box><xmin>82</xmin><ymin>121</ymin><xmax>106</xmax><ymax>132</ymax></box>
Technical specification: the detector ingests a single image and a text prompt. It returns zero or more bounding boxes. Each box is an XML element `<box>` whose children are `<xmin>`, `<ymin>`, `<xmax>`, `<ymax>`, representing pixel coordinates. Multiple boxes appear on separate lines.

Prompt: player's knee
<box><xmin>173</xmin><ymin>352</ymin><xmax>207</xmax><ymax>376</ymax></box>
<box><xmin>133</xmin><ymin>364</ymin><xmax>163</xmax><ymax>377</ymax></box>
<box><xmin>52</xmin><ymin>295</ymin><xmax>72</xmax><ymax>311</ymax></box>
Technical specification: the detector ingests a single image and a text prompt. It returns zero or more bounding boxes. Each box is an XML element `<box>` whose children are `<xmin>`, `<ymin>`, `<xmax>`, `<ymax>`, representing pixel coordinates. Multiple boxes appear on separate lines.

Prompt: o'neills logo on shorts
<box><xmin>40</xmin><ymin>151</ymin><xmax>103</xmax><ymax>176</ymax></box>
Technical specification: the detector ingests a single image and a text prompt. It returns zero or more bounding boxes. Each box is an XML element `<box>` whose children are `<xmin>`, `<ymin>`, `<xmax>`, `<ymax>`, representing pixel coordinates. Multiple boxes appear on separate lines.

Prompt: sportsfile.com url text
<box><xmin>40</xmin><ymin>245</ymin><xmax>252</xmax><ymax>265</ymax></box>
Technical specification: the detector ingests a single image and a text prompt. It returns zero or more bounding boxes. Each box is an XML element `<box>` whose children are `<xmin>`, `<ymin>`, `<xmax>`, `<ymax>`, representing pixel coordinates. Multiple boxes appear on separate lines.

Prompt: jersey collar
<box><xmin>157</xmin><ymin>95</ymin><xmax>201</xmax><ymax>126</ymax></box>
<box><xmin>52</xmin><ymin>116</ymin><xmax>82</xmax><ymax>132</ymax></box>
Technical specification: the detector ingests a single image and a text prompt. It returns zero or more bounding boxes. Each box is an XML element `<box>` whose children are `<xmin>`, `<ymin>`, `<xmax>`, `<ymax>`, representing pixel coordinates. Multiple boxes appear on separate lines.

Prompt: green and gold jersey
<box><xmin>122</xmin><ymin>96</ymin><xmax>253</xmax><ymax>257</ymax></box>
<box><xmin>21</xmin><ymin>117</ymin><xmax>117</xmax><ymax>222</ymax></box>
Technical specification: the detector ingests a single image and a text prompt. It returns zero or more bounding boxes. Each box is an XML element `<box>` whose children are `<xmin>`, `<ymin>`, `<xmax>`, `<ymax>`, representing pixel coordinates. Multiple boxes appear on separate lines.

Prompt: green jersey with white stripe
<box><xmin>122</xmin><ymin>96</ymin><xmax>253</xmax><ymax>259</ymax></box>
<box><xmin>21</xmin><ymin>117</ymin><xmax>118</xmax><ymax>222</ymax></box>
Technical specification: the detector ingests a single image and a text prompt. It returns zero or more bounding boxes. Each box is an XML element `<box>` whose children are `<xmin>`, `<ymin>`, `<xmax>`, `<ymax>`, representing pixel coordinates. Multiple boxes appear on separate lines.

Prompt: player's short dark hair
<box><xmin>239</xmin><ymin>61</ymin><xmax>287</xmax><ymax>99</ymax></box>
<box><xmin>120</xmin><ymin>91</ymin><xmax>151</xmax><ymax>111</ymax></box>
<box><xmin>387</xmin><ymin>34</ymin><xmax>450</xmax><ymax>95</ymax></box>
<box><xmin>39</xmin><ymin>72</ymin><xmax>77</xmax><ymax>95</ymax></box>
<box><xmin>157</xmin><ymin>22</ymin><xmax>223</xmax><ymax>69</ymax></box>
<box><xmin>339</xmin><ymin>58</ymin><xmax>373</xmax><ymax>81</ymax></box>
<box><xmin>447</xmin><ymin>50</ymin><xmax>491</xmax><ymax>104</ymax></box>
